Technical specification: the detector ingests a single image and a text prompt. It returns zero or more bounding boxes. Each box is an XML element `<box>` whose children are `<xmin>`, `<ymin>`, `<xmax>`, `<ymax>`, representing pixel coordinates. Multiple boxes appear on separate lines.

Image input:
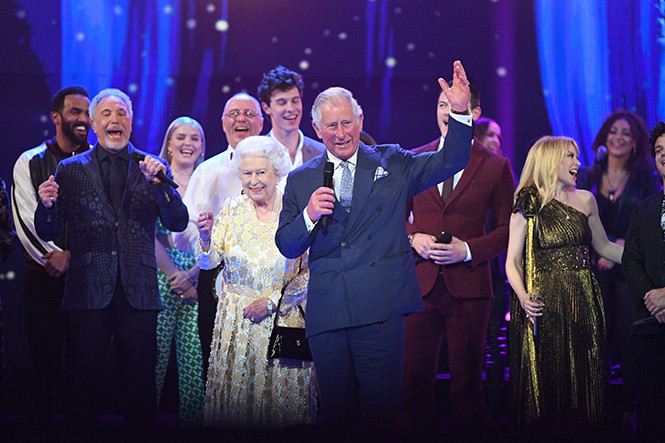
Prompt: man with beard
<box><xmin>11</xmin><ymin>85</ymin><xmax>91</xmax><ymax>430</ymax></box>
<box><xmin>173</xmin><ymin>92</ymin><xmax>263</xmax><ymax>379</ymax></box>
<box><xmin>34</xmin><ymin>88</ymin><xmax>188</xmax><ymax>437</ymax></box>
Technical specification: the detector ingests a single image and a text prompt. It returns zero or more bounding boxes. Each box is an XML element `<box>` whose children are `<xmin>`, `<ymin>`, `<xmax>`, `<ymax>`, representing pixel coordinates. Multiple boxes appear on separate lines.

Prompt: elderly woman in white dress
<box><xmin>196</xmin><ymin>135</ymin><xmax>315</xmax><ymax>429</ymax></box>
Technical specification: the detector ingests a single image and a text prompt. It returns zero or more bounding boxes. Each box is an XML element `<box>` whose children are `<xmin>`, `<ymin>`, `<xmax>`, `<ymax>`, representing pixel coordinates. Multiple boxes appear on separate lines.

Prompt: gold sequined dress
<box><xmin>197</xmin><ymin>194</ymin><xmax>316</xmax><ymax>429</ymax></box>
<box><xmin>510</xmin><ymin>187</ymin><xmax>608</xmax><ymax>430</ymax></box>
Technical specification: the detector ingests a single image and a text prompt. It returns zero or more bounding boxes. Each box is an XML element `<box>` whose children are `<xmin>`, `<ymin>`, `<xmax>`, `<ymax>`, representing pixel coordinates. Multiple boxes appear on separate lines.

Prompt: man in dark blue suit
<box><xmin>622</xmin><ymin>121</ymin><xmax>665</xmax><ymax>441</ymax></box>
<box><xmin>275</xmin><ymin>61</ymin><xmax>473</xmax><ymax>423</ymax></box>
<box><xmin>35</xmin><ymin>88</ymin><xmax>188</xmax><ymax>436</ymax></box>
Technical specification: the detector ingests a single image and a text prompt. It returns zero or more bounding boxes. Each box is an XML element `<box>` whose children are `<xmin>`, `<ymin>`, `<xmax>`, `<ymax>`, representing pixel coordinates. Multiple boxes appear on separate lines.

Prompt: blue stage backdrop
<box><xmin>2</xmin><ymin>0</ymin><xmax>661</xmax><ymax>374</ymax></box>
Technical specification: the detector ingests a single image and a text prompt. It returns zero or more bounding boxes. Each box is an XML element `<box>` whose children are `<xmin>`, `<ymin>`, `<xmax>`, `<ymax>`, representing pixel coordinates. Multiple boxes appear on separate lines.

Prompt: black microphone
<box><xmin>595</xmin><ymin>145</ymin><xmax>608</xmax><ymax>164</ymax></box>
<box><xmin>131</xmin><ymin>151</ymin><xmax>178</xmax><ymax>188</ymax></box>
<box><xmin>632</xmin><ymin>316</ymin><xmax>659</xmax><ymax>326</ymax></box>
<box><xmin>320</xmin><ymin>162</ymin><xmax>334</xmax><ymax>234</ymax></box>
<box><xmin>531</xmin><ymin>292</ymin><xmax>543</xmax><ymax>350</ymax></box>
<box><xmin>414</xmin><ymin>231</ymin><xmax>452</xmax><ymax>264</ymax></box>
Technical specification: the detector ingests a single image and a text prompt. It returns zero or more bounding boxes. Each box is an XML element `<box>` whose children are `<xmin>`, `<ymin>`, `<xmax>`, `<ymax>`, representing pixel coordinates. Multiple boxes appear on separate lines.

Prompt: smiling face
<box><xmin>91</xmin><ymin>95</ymin><xmax>132</xmax><ymax>152</ymax></box>
<box><xmin>479</xmin><ymin>121</ymin><xmax>502</xmax><ymax>154</ymax></box>
<box><xmin>240</xmin><ymin>156</ymin><xmax>278</xmax><ymax>206</ymax></box>
<box><xmin>221</xmin><ymin>97</ymin><xmax>263</xmax><ymax>148</ymax></box>
<box><xmin>53</xmin><ymin>94</ymin><xmax>91</xmax><ymax>148</ymax></box>
<box><xmin>653</xmin><ymin>135</ymin><xmax>665</xmax><ymax>182</ymax></box>
<box><xmin>605</xmin><ymin>118</ymin><xmax>635</xmax><ymax>160</ymax></box>
<box><xmin>436</xmin><ymin>90</ymin><xmax>450</xmax><ymax>138</ymax></box>
<box><xmin>557</xmin><ymin>143</ymin><xmax>581</xmax><ymax>188</ymax></box>
<box><xmin>167</xmin><ymin>123</ymin><xmax>203</xmax><ymax>167</ymax></box>
<box><xmin>262</xmin><ymin>86</ymin><xmax>302</xmax><ymax>134</ymax></box>
<box><xmin>313</xmin><ymin>99</ymin><xmax>363</xmax><ymax>161</ymax></box>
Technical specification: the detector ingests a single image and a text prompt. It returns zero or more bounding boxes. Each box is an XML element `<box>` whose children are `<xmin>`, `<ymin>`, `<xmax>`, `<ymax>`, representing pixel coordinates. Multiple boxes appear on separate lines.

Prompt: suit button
<box><xmin>343</xmin><ymin>267</ymin><xmax>349</xmax><ymax>273</ymax></box>
<box><xmin>370</xmin><ymin>261</ymin><xmax>376</xmax><ymax>267</ymax></box>
<box><xmin>367</xmin><ymin>235</ymin><xmax>373</xmax><ymax>240</ymax></box>
<box><xmin>376</xmin><ymin>207</ymin><xmax>382</xmax><ymax>212</ymax></box>
<box><xmin>115</xmin><ymin>222</ymin><xmax>120</xmax><ymax>228</ymax></box>
<box><xmin>341</xmin><ymin>242</ymin><xmax>347</xmax><ymax>247</ymax></box>
<box><xmin>111</xmin><ymin>250</ymin><xmax>117</xmax><ymax>256</ymax></box>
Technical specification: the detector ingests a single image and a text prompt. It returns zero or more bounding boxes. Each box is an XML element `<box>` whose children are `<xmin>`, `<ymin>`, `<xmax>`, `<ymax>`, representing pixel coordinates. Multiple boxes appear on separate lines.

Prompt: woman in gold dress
<box><xmin>196</xmin><ymin>136</ymin><xmax>315</xmax><ymax>429</ymax></box>
<box><xmin>505</xmin><ymin>136</ymin><xmax>623</xmax><ymax>432</ymax></box>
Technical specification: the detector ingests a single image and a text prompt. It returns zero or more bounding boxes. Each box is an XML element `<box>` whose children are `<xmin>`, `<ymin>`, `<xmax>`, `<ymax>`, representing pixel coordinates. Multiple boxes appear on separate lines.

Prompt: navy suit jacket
<box><xmin>622</xmin><ymin>192</ymin><xmax>665</xmax><ymax>335</ymax></box>
<box><xmin>35</xmin><ymin>143</ymin><xmax>188</xmax><ymax>311</ymax></box>
<box><xmin>275</xmin><ymin>117</ymin><xmax>472</xmax><ymax>337</ymax></box>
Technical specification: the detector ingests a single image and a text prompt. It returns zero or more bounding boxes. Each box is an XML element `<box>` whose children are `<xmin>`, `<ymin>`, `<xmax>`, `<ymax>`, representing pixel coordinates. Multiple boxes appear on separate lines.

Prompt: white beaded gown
<box><xmin>197</xmin><ymin>194</ymin><xmax>316</xmax><ymax>429</ymax></box>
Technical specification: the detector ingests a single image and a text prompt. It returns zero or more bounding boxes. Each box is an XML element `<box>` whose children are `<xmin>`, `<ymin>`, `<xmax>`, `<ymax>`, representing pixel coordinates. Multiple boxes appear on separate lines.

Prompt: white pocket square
<box><xmin>374</xmin><ymin>166</ymin><xmax>389</xmax><ymax>181</ymax></box>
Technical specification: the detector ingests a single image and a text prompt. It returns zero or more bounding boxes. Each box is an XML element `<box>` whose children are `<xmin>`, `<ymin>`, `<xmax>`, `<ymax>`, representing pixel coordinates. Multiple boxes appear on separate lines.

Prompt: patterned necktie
<box><xmin>340</xmin><ymin>161</ymin><xmax>353</xmax><ymax>211</ymax></box>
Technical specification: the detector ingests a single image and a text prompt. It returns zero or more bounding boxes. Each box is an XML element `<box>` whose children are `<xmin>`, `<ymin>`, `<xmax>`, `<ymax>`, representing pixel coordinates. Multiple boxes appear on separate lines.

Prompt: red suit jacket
<box><xmin>406</xmin><ymin>138</ymin><xmax>515</xmax><ymax>298</ymax></box>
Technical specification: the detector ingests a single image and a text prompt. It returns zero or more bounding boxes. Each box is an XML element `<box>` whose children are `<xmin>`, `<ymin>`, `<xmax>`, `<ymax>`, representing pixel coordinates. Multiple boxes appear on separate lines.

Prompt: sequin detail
<box><xmin>510</xmin><ymin>189</ymin><xmax>608</xmax><ymax>431</ymax></box>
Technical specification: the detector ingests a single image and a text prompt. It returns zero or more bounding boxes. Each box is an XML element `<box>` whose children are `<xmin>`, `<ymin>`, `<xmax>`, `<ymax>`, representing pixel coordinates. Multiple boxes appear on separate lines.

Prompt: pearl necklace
<box><xmin>254</xmin><ymin>193</ymin><xmax>281</xmax><ymax>232</ymax></box>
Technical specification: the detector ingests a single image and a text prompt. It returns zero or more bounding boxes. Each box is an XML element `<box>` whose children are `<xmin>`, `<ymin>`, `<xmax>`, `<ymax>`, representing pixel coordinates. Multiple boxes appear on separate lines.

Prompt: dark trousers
<box><xmin>196</xmin><ymin>266</ymin><xmax>221</xmax><ymax>381</ymax></box>
<box><xmin>634</xmin><ymin>330</ymin><xmax>665</xmax><ymax>440</ymax></box>
<box><xmin>403</xmin><ymin>273</ymin><xmax>490</xmax><ymax>428</ymax></box>
<box><xmin>308</xmin><ymin>315</ymin><xmax>406</xmax><ymax>424</ymax></box>
<box><xmin>66</xmin><ymin>281</ymin><xmax>158</xmax><ymax>434</ymax></box>
<box><xmin>23</xmin><ymin>265</ymin><xmax>67</xmax><ymax>424</ymax></box>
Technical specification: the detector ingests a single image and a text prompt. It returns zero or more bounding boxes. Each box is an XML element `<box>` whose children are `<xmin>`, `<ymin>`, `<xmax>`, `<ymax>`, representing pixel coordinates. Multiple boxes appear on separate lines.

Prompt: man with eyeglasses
<box><xmin>173</xmin><ymin>92</ymin><xmax>263</xmax><ymax>377</ymax></box>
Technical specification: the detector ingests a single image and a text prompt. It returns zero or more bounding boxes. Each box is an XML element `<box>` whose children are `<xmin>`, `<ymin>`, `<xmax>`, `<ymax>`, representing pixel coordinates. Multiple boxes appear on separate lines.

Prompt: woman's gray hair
<box><xmin>230</xmin><ymin>136</ymin><xmax>291</xmax><ymax>180</ymax></box>
<box><xmin>311</xmin><ymin>87</ymin><xmax>363</xmax><ymax>128</ymax></box>
<box><xmin>90</xmin><ymin>88</ymin><xmax>133</xmax><ymax>119</ymax></box>
<box><xmin>158</xmin><ymin>116</ymin><xmax>206</xmax><ymax>168</ymax></box>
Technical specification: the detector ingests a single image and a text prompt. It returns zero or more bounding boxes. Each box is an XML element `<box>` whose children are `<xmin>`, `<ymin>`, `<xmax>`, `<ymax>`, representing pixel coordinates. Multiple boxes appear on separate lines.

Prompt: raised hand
<box><xmin>438</xmin><ymin>60</ymin><xmax>471</xmax><ymax>114</ymax></box>
<box><xmin>197</xmin><ymin>210</ymin><xmax>214</xmax><ymax>247</ymax></box>
<box><xmin>37</xmin><ymin>175</ymin><xmax>59</xmax><ymax>208</ymax></box>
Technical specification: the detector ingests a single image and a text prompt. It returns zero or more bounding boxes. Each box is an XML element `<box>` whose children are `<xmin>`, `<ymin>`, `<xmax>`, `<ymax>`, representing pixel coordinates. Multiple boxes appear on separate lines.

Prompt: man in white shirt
<box><xmin>173</xmin><ymin>92</ymin><xmax>263</xmax><ymax>376</ymax></box>
<box><xmin>257</xmin><ymin>65</ymin><xmax>325</xmax><ymax>168</ymax></box>
<box><xmin>11</xmin><ymin>85</ymin><xmax>91</xmax><ymax>429</ymax></box>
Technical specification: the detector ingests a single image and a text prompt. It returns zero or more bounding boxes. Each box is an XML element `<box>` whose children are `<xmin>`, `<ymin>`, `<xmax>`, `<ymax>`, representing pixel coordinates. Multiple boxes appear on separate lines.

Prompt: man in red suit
<box><xmin>403</xmin><ymin>84</ymin><xmax>515</xmax><ymax>430</ymax></box>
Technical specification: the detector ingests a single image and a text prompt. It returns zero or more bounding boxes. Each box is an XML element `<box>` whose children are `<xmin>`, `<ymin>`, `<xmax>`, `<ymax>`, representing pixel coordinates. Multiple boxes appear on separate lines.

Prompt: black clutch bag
<box><xmin>267</xmin><ymin>290</ymin><xmax>312</xmax><ymax>362</ymax></box>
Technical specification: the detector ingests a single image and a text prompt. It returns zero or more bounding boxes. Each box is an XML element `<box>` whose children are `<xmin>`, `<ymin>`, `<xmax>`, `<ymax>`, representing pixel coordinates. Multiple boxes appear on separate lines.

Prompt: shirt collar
<box><xmin>97</xmin><ymin>144</ymin><xmax>130</xmax><ymax>162</ymax></box>
<box><xmin>326</xmin><ymin>147</ymin><xmax>359</xmax><ymax>171</ymax></box>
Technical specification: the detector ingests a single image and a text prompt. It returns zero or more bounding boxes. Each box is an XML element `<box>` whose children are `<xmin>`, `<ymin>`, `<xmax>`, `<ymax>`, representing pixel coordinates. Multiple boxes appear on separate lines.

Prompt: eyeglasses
<box><xmin>224</xmin><ymin>109</ymin><xmax>258</xmax><ymax>120</ymax></box>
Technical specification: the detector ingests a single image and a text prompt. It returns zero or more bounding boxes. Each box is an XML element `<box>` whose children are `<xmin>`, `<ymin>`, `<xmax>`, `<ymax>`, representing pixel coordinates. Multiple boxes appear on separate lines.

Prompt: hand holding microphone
<box><xmin>320</xmin><ymin>162</ymin><xmax>335</xmax><ymax>234</ymax></box>
<box><xmin>131</xmin><ymin>151</ymin><xmax>178</xmax><ymax>188</ymax></box>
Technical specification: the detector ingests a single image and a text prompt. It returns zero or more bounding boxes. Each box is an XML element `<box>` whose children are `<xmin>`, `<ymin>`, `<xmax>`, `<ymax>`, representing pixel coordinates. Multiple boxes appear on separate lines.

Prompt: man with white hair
<box><xmin>35</xmin><ymin>88</ymin><xmax>188</xmax><ymax>437</ymax></box>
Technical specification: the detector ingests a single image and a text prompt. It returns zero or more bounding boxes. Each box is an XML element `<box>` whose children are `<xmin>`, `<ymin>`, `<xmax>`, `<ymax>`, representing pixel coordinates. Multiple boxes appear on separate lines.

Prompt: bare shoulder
<box><xmin>570</xmin><ymin>188</ymin><xmax>596</xmax><ymax>214</ymax></box>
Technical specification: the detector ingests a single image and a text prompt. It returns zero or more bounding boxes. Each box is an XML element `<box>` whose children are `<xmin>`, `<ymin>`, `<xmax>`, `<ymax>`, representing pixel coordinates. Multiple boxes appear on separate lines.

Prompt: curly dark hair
<box><xmin>591</xmin><ymin>109</ymin><xmax>652</xmax><ymax>175</ymax></box>
<box><xmin>649</xmin><ymin>121</ymin><xmax>665</xmax><ymax>158</ymax></box>
<box><xmin>51</xmin><ymin>85</ymin><xmax>89</xmax><ymax>114</ymax></box>
<box><xmin>257</xmin><ymin>66</ymin><xmax>303</xmax><ymax>106</ymax></box>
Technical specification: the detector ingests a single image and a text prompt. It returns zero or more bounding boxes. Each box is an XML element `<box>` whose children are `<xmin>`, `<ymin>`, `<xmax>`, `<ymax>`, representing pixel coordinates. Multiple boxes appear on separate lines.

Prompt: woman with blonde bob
<box><xmin>506</xmin><ymin>136</ymin><xmax>622</xmax><ymax>433</ymax></box>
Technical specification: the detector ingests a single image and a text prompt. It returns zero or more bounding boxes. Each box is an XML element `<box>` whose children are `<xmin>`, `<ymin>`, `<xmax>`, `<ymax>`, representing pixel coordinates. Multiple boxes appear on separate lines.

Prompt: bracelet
<box><xmin>199</xmin><ymin>237</ymin><xmax>210</xmax><ymax>249</ymax></box>
<box><xmin>408</xmin><ymin>233</ymin><xmax>417</xmax><ymax>247</ymax></box>
<box><xmin>266</xmin><ymin>300</ymin><xmax>276</xmax><ymax>315</ymax></box>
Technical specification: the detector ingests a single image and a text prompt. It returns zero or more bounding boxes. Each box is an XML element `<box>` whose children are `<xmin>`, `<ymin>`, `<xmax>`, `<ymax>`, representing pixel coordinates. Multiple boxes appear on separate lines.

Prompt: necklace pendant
<box><xmin>608</xmin><ymin>191</ymin><xmax>615</xmax><ymax>202</ymax></box>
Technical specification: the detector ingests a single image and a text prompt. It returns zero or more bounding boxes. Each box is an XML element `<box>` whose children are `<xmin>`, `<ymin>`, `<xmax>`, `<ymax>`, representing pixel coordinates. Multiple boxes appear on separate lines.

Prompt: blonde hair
<box><xmin>158</xmin><ymin>116</ymin><xmax>206</xmax><ymax>169</ymax></box>
<box><xmin>515</xmin><ymin>135</ymin><xmax>579</xmax><ymax>209</ymax></box>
